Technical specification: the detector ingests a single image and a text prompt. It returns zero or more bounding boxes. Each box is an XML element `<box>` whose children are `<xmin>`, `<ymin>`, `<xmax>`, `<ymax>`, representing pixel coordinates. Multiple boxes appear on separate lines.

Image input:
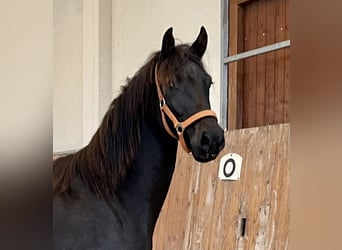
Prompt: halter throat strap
<box><xmin>154</xmin><ymin>64</ymin><xmax>217</xmax><ymax>153</ymax></box>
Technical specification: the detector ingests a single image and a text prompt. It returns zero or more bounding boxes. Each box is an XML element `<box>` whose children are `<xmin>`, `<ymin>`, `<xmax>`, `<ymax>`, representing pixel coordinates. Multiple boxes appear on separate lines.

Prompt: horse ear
<box><xmin>190</xmin><ymin>26</ymin><xmax>208</xmax><ymax>58</ymax></box>
<box><xmin>161</xmin><ymin>27</ymin><xmax>175</xmax><ymax>57</ymax></box>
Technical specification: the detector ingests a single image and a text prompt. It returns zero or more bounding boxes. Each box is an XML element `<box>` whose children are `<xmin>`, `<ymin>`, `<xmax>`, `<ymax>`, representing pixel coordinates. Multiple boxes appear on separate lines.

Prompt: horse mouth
<box><xmin>184</xmin><ymin>127</ymin><xmax>225</xmax><ymax>163</ymax></box>
<box><xmin>191</xmin><ymin>142</ymin><xmax>224</xmax><ymax>163</ymax></box>
<box><xmin>192</xmin><ymin>152</ymin><xmax>219</xmax><ymax>163</ymax></box>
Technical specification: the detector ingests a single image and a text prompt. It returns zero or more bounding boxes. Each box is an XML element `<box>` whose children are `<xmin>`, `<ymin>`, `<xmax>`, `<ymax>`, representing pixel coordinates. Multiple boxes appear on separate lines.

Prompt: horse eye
<box><xmin>169</xmin><ymin>82</ymin><xmax>174</xmax><ymax>88</ymax></box>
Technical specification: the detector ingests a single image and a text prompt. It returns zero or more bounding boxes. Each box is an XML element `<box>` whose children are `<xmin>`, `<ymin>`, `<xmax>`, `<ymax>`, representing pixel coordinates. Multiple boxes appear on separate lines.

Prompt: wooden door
<box><xmin>228</xmin><ymin>0</ymin><xmax>290</xmax><ymax>129</ymax></box>
<box><xmin>153</xmin><ymin>124</ymin><xmax>290</xmax><ymax>249</ymax></box>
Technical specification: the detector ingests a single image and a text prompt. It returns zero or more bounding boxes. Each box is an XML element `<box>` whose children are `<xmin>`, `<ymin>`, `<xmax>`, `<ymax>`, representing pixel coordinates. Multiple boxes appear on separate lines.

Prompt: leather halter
<box><xmin>154</xmin><ymin>64</ymin><xmax>217</xmax><ymax>153</ymax></box>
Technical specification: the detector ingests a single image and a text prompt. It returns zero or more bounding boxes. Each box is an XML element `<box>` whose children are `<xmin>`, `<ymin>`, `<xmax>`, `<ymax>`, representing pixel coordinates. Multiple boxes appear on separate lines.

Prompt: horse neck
<box><xmin>84</xmin><ymin>66</ymin><xmax>179</xmax><ymax>232</ymax></box>
<box><xmin>68</xmin><ymin>60</ymin><xmax>179</xmax><ymax>234</ymax></box>
<box><xmin>115</xmin><ymin>116</ymin><xmax>178</xmax><ymax>236</ymax></box>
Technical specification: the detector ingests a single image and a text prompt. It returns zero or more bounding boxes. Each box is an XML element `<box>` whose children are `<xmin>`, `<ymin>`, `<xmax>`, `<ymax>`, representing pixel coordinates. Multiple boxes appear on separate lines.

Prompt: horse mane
<box><xmin>53</xmin><ymin>44</ymin><xmax>202</xmax><ymax>198</ymax></box>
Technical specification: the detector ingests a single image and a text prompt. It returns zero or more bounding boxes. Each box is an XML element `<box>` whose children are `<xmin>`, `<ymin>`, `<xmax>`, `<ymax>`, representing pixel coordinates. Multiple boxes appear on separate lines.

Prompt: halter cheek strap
<box><xmin>154</xmin><ymin>64</ymin><xmax>217</xmax><ymax>153</ymax></box>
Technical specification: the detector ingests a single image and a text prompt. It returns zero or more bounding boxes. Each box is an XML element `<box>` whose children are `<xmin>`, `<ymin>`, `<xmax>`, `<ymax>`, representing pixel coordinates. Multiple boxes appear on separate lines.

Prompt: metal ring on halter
<box><xmin>159</xmin><ymin>98</ymin><xmax>165</xmax><ymax>108</ymax></box>
<box><xmin>175</xmin><ymin>123</ymin><xmax>184</xmax><ymax>135</ymax></box>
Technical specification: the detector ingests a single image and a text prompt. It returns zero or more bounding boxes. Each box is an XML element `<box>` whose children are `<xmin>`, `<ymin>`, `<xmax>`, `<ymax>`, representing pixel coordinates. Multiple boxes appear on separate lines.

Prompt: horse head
<box><xmin>155</xmin><ymin>26</ymin><xmax>225</xmax><ymax>162</ymax></box>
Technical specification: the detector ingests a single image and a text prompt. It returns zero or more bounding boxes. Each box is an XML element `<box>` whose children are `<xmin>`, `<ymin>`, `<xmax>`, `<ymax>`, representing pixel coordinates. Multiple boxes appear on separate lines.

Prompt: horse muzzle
<box><xmin>185</xmin><ymin>117</ymin><xmax>225</xmax><ymax>163</ymax></box>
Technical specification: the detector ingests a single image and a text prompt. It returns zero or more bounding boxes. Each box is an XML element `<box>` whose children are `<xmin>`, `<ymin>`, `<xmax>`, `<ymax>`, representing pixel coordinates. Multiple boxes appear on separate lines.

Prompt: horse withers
<box><xmin>53</xmin><ymin>26</ymin><xmax>225</xmax><ymax>250</ymax></box>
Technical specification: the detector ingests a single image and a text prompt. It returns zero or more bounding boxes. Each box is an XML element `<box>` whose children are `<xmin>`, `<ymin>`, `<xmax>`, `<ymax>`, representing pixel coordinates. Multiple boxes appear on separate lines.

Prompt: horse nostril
<box><xmin>212</xmin><ymin>141</ymin><xmax>218</xmax><ymax>151</ymax></box>
<box><xmin>200</xmin><ymin>132</ymin><xmax>211</xmax><ymax>146</ymax></box>
<box><xmin>210</xmin><ymin>143</ymin><xmax>218</xmax><ymax>158</ymax></box>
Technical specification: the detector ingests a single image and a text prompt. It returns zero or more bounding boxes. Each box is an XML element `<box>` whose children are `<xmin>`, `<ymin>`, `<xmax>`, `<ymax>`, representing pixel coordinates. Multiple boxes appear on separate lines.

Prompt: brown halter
<box><xmin>154</xmin><ymin>64</ymin><xmax>217</xmax><ymax>153</ymax></box>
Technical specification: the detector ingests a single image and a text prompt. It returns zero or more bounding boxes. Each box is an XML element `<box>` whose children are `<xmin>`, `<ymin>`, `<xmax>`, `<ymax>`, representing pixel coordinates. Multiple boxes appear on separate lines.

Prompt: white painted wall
<box><xmin>112</xmin><ymin>0</ymin><xmax>221</xmax><ymax>119</ymax></box>
<box><xmin>54</xmin><ymin>0</ymin><xmax>222</xmax><ymax>152</ymax></box>
<box><xmin>53</xmin><ymin>0</ymin><xmax>83</xmax><ymax>152</ymax></box>
<box><xmin>53</xmin><ymin>0</ymin><xmax>112</xmax><ymax>153</ymax></box>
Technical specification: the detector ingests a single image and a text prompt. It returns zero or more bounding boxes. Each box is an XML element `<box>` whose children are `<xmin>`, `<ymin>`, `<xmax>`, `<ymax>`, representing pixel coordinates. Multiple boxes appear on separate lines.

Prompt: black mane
<box><xmin>53</xmin><ymin>45</ymin><xmax>203</xmax><ymax>198</ymax></box>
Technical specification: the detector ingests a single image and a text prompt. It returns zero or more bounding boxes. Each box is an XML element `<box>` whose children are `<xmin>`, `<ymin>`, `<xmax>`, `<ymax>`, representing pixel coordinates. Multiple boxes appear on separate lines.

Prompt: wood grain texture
<box><xmin>228</xmin><ymin>0</ymin><xmax>290</xmax><ymax>129</ymax></box>
<box><xmin>284</xmin><ymin>0</ymin><xmax>290</xmax><ymax>123</ymax></box>
<box><xmin>153</xmin><ymin>124</ymin><xmax>290</xmax><ymax>249</ymax></box>
<box><xmin>256</xmin><ymin>0</ymin><xmax>267</xmax><ymax>127</ymax></box>
<box><xmin>243</xmin><ymin>1</ymin><xmax>258</xmax><ymax>128</ymax></box>
<box><xmin>228</xmin><ymin>0</ymin><xmax>239</xmax><ymax>129</ymax></box>
<box><xmin>274</xmin><ymin>0</ymin><xmax>286</xmax><ymax>124</ymax></box>
<box><xmin>228</xmin><ymin>0</ymin><xmax>246</xmax><ymax>130</ymax></box>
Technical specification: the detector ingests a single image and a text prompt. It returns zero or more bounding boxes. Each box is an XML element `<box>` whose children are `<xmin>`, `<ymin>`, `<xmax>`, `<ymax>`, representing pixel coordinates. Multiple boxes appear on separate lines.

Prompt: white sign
<box><xmin>218</xmin><ymin>153</ymin><xmax>242</xmax><ymax>181</ymax></box>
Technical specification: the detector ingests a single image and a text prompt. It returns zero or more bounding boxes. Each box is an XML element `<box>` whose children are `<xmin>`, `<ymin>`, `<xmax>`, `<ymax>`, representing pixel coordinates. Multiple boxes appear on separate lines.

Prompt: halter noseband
<box><xmin>154</xmin><ymin>64</ymin><xmax>217</xmax><ymax>153</ymax></box>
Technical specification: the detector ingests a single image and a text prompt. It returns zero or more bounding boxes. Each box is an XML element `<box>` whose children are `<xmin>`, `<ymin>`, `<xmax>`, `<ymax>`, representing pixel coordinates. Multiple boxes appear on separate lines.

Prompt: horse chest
<box><xmin>53</xmin><ymin>189</ymin><xmax>152</xmax><ymax>250</ymax></box>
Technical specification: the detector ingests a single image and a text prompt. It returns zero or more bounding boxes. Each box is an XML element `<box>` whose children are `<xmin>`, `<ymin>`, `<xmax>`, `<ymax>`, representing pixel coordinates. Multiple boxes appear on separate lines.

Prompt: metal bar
<box><xmin>223</xmin><ymin>40</ymin><xmax>290</xmax><ymax>64</ymax></box>
<box><xmin>220</xmin><ymin>0</ymin><xmax>229</xmax><ymax>130</ymax></box>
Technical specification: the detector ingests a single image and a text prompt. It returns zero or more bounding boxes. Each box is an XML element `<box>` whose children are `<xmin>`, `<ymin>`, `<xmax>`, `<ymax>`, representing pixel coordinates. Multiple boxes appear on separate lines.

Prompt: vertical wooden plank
<box><xmin>163</xmin><ymin>163</ymin><xmax>186</xmax><ymax>250</ymax></box>
<box><xmin>284</xmin><ymin>0</ymin><xmax>290</xmax><ymax>122</ymax></box>
<box><xmin>265</xmin><ymin>0</ymin><xmax>276</xmax><ymax>125</ymax></box>
<box><xmin>189</xmin><ymin>163</ymin><xmax>217</xmax><ymax>249</ymax></box>
<box><xmin>228</xmin><ymin>1</ymin><xmax>245</xmax><ymax>130</ymax></box>
<box><xmin>230</xmin><ymin>131</ymin><xmax>245</xmax><ymax>249</ymax></box>
<box><xmin>256</xmin><ymin>0</ymin><xmax>267</xmax><ymax>126</ymax></box>
<box><xmin>153</xmin><ymin>152</ymin><xmax>195</xmax><ymax>250</ymax></box>
<box><xmin>284</xmin><ymin>0</ymin><xmax>289</xmax><ymax>41</ymax></box>
<box><xmin>228</xmin><ymin>0</ymin><xmax>238</xmax><ymax>129</ymax></box>
<box><xmin>274</xmin><ymin>0</ymin><xmax>286</xmax><ymax>124</ymax></box>
<box><xmin>184</xmin><ymin>154</ymin><xmax>206</xmax><ymax>250</ymax></box>
<box><xmin>228</xmin><ymin>2</ymin><xmax>237</xmax><ymax>130</ymax></box>
<box><xmin>273</xmin><ymin>125</ymin><xmax>290</xmax><ymax>249</ymax></box>
<box><xmin>236</xmin><ymin>6</ymin><xmax>245</xmax><ymax>129</ymax></box>
<box><xmin>207</xmin><ymin>159</ymin><xmax>233</xmax><ymax>249</ymax></box>
<box><xmin>243</xmin><ymin>1</ymin><xmax>258</xmax><ymax>128</ymax></box>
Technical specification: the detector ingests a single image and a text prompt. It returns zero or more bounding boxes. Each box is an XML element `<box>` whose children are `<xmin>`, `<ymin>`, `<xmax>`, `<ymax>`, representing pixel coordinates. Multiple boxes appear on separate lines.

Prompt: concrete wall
<box><xmin>112</xmin><ymin>0</ymin><xmax>222</xmax><ymax>119</ymax></box>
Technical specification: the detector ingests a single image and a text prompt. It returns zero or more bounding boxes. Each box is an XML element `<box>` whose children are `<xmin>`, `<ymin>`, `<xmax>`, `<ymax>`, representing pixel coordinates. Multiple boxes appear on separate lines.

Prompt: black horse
<box><xmin>53</xmin><ymin>26</ymin><xmax>225</xmax><ymax>250</ymax></box>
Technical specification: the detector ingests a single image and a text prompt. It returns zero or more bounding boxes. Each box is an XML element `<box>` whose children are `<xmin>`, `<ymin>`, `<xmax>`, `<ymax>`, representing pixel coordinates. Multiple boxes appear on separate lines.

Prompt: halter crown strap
<box><xmin>154</xmin><ymin>64</ymin><xmax>217</xmax><ymax>153</ymax></box>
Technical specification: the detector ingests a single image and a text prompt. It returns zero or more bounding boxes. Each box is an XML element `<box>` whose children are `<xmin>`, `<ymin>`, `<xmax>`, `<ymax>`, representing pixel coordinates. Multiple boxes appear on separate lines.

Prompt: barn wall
<box><xmin>111</xmin><ymin>0</ymin><xmax>222</xmax><ymax>120</ymax></box>
<box><xmin>53</xmin><ymin>0</ymin><xmax>112</xmax><ymax>152</ymax></box>
<box><xmin>153</xmin><ymin>124</ymin><xmax>289</xmax><ymax>249</ymax></box>
<box><xmin>53</xmin><ymin>0</ymin><xmax>84</xmax><ymax>152</ymax></box>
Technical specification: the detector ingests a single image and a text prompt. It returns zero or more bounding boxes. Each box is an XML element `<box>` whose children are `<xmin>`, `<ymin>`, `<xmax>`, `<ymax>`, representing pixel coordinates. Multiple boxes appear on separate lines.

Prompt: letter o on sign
<box><xmin>218</xmin><ymin>153</ymin><xmax>242</xmax><ymax>181</ymax></box>
<box><xmin>223</xmin><ymin>158</ymin><xmax>235</xmax><ymax>177</ymax></box>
